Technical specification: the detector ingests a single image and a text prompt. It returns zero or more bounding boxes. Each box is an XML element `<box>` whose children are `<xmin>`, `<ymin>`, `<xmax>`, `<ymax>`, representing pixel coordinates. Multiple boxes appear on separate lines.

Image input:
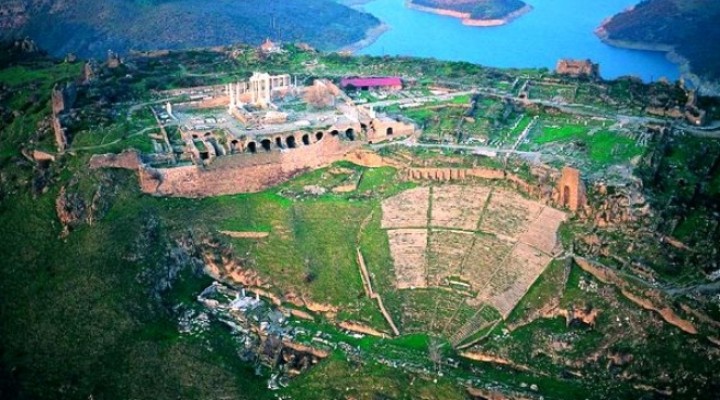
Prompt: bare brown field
<box><xmin>431</xmin><ymin>185</ymin><xmax>491</xmax><ymax>230</ymax></box>
<box><xmin>518</xmin><ymin>207</ymin><xmax>567</xmax><ymax>254</ymax></box>
<box><xmin>479</xmin><ymin>189</ymin><xmax>544</xmax><ymax>240</ymax></box>
<box><xmin>381</xmin><ymin>187</ymin><xmax>430</xmax><ymax>229</ymax></box>
<box><xmin>483</xmin><ymin>243</ymin><xmax>552</xmax><ymax>317</ymax></box>
<box><xmin>387</xmin><ymin>229</ymin><xmax>428</xmax><ymax>289</ymax></box>
<box><xmin>427</xmin><ymin>229</ymin><xmax>475</xmax><ymax>285</ymax></box>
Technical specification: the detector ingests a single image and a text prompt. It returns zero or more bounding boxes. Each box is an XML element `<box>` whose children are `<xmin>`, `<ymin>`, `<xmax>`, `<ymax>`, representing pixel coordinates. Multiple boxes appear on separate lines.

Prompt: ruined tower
<box><xmin>554</xmin><ymin>167</ymin><xmax>586</xmax><ymax>212</ymax></box>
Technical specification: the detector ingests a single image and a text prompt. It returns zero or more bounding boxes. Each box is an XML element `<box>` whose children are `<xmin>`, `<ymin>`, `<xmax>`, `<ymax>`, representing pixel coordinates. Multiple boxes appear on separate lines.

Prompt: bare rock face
<box><xmin>590</xmin><ymin>181</ymin><xmax>650</xmax><ymax>228</ymax></box>
<box><xmin>54</xmin><ymin>172</ymin><xmax>120</xmax><ymax>237</ymax></box>
<box><xmin>55</xmin><ymin>185</ymin><xmax>86</xmax><ymax>237</ymax></box>
<box><xmin>565</xmin><ymin>304</ymin><xmax>599</xmax><ymax>328</ymax></box>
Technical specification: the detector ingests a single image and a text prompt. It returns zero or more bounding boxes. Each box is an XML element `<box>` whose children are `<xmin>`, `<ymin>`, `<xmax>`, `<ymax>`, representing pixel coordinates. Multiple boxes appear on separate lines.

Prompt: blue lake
<box><xmin>357</xmin><ymin>0</ymin><xmax>680</xmax><ymax>81</ymax></box>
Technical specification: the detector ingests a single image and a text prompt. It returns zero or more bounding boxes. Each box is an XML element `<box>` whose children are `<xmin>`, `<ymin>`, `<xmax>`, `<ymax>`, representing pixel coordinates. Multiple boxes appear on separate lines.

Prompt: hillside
<box><xmin>598</xmin><ymin>0</ymin><xmax>720</xmax><ymax>87</ymax></box>
<box><xmin>409</xmin><ymin>0</ymin><xmax>529</xmax><ymax>21</ymax></box>
<box><xmin>0</xmin><ymin>0</ymin><xmax>380</xmax><ymax>58</ymax></box>
<box><xmin>2</xmin><ymin>43</ymin><xmax>720</xmax><ymax>400</ymax></box>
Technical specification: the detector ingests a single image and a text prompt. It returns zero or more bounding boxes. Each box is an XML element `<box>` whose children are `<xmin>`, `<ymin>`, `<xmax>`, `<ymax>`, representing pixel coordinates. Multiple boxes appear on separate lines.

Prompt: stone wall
<box><xmin>554</xmin><ymin>167</ymin><xmax>587</xmax><ymax>212</ymax></box>
<box><xmin>366</xmin><ymin>118</ymin><xmax>415</xmax><ymax>143</ymax></box>
<box><xmin>403</xmin><ymin>167</ymin><xmax>505</xmax><ymax>182</ymax></box>
<box><xmin>556</xmin><ymin>59</ymin><xmax>599</xmax><ymax>78</ymax></box>
<box><xmin>139</xmin><ymin>135</ymin><xmax>359</xmax><ymax>197</ymax></box>
<box><xmin>402</xmin><ymin>166</ymin><xmax>582</xmax><ymax>213</ymax></box>
<box><xmin>52</xmin><ymin>116</ymin><xmax>67</xmax><ymax>152</ymax></box>
<box><xmin>89</xmin><ymin>150</ymin><xmax>143</xmax><ymax>170</ymax></box>
<box><xmin>51</xmin><ymin>83</ymin><xmax>77</xmax><ymax>151</ymax></box>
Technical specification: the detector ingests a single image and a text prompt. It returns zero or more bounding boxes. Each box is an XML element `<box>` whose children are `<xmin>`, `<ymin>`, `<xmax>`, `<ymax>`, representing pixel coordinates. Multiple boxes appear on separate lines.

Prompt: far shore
<box><xmin>340</xmin><ymin>0</ymin><xmax>533</xmax><ymax>55</ymax></box>
<box><xmin>595</xmin><ymin>23</ymin><xmax>720</xmax><ymax>95</ymax></box>
<box><xmin>340</xmin><ymin>22</ymin><xmax>391</xmax><ymax>54</ymax></box>
<box><xmin>406</xmin><ymin>1</ymin><xmax>533</xmax><ymax>27</ymax></box>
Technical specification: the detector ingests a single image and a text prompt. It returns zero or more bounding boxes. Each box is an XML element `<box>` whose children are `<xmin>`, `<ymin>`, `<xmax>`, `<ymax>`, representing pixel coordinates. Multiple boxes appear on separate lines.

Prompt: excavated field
<box><xmin>382</xmin><ymin>184</ymin><xmax>567</xmax><ymax>320</ymax></box>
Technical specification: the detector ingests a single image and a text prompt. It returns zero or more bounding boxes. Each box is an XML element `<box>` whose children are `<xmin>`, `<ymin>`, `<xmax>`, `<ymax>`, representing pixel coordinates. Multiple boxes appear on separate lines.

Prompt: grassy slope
<box><xmin>4</xmin><ymin>47</ymin><xmax>720</xmax><ymax>399</ymax></box>
<box><xmin>0</xmin><ymin>175</ymin><xmax>272</xmax><ymax>399</ymax></box>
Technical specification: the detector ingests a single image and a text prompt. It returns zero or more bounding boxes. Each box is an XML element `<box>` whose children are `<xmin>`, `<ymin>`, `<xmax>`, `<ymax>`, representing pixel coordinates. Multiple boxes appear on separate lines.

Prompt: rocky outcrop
<box><xmin>589</xmin><ymin>180</ymin><xmax>650</xmax><ymax>227</ymax></box>
<box><xmin>573</xmin><ymin>257</ymin><xmax>697</xmax><ymax>334</ymax></box>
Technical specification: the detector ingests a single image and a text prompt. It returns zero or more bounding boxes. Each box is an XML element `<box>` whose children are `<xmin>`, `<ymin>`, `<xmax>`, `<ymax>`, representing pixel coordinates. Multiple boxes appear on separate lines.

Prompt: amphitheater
<box><xmin>381</xmin><ymin>184</ymin><xmax>567</xmax><ymax>345</ymax></box>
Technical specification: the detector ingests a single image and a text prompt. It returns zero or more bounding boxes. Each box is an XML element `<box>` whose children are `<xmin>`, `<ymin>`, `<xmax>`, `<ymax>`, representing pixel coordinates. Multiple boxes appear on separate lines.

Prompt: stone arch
<box><xmin>230</xmin><ymin>139</ymin><xmax>240</xmax><ymax>153</ymax></box>
<box><xmin>275</xmin><ymin>137</ymin><xmax>284</xmax><ymax>148</ymax></box>
<box><xmin>247</xmin><ymin>141</ymin><xmax>257</xmax><ymax>153</ymax></box>
<box><xmin>345</xmin><ymin>128</ymin><xmax>355</xmax><ymax>141</ymax></box>
<box><xmin>386</xmin><ymin>127</ymin><xmax>394</xmax><ymax>136</ymax></box>
<box><xmin>316</xmin><ymin>131</ymin><xmax>324</xmax><ymax>141</ymax></box>
<box><xmin>302</xmin><ymin>133</ymin><xmax>311</xmax><ymax>146</ymax></box>
<box><xmin>204</xmin><ymin>132</ymin><xmax>212</xmax><ymax>137</ymax></box>
<box><xmin>261</xmin><ymin>139</ymin><xmax>272</xmax><ymax>152</ymax></box>
<box><xmin>360</xmin><ymin>123</ymin><xmax>368</xmax><ymax>132</ymax></box>
<box><xmin>286</xmin><ymin>135</ymin><xmax>297</xmax><ymax>149</ymax></box>
<box><xmin>192</xmin><ymin>134</ymin><xmax>199</xmax><ymax>139</ymax></box>
<box><xmin>330</xmin><ymin>129</ymin><xmax>339</xmax><ymax>137</ymax></box>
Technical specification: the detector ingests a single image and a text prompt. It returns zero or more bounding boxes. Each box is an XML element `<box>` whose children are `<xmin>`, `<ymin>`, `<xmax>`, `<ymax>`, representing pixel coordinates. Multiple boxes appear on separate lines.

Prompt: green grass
<box><xmin>531</xmin><ymin>117</ymin><xmax>643</xmax><ymax>167</ymax></box>
<box><xmin>282</xmin><ymin>353</ymin><xmax>466</xmax><ymax>400</ymax></box>
<box><xmin>0</xmin><ymin>171</ymin><xmax>271</xmax><ymax>399</ymax></box>
<box><xmin>0</xmin><ymin>63</ymin><xmax>81</xmax><ymax>87</ymax></box>
<box><xmin>506</xmin><ymin>259</ymin><xmax>567</xmax><ymax>323</ymax></box>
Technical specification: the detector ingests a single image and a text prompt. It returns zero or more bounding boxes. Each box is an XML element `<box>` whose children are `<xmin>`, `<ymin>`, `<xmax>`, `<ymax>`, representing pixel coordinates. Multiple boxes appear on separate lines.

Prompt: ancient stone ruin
<box><xmin>556</xmin><ymin>59</ymin><xmax>600</xmax><ymax>79</ymax></box>
<box><xmin>51</xmin><ymin>82</ymin><xmax>77</xmax><ymax>151</ymax></box>
<box><xmin>554</xmin><ymin>166</ymin><xmax>587</xmax><ymax>212</ymax></box>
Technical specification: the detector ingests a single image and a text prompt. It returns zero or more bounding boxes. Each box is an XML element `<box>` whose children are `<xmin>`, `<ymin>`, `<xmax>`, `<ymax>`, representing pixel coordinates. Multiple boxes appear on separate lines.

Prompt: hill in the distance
<box><xmin>598</xmin><ymin>0</ymin><xmax>720</xmax><ymax>88</ymax></box>
<box><xmin>0</xmin><ymin>0</ymin><xmax>380</xmax><ymax>58</ymax></box>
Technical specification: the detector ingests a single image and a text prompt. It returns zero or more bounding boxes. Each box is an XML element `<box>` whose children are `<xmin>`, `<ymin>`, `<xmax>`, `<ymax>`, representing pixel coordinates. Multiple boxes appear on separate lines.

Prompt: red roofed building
<box><xmin>341</xmin><ymin>77</ymin><xmax>403</xmax><ymax>91</ymax></box>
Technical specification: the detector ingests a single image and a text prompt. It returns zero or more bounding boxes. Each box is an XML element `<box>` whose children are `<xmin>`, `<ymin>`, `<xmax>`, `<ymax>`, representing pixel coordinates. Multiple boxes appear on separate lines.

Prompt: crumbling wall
<box><xmin>554</xmin><ymin>167</ymin><xmax>587</xmax><ymax>212</ymax></box>
<box><xmin>51</xmin><ymin>83</ymin><xmax>77</xmax><ymax>151</ymax></box>
<box><xmin>138</xmin><ymin>136</ymin><xmax>359</xmax><ymax>197</ymax></box>
<box><xmin>89</xmin><ymin>150</ymin><xmax>142</xmax><ymax>170</ymax></box>
<box><xmin>404</xmin><ymin>167</ymin><xmax>505</xmax><ymax>181</ymax></box>
<box><xmin>556</xmin><ymin>59</ymin><xmax>599</xmax><ymax>78</ymax></box>
<box><xmin>51</xmin><ymin>83</ymin><xmax>76</xmax><ymax>116</ymax></box>
<box><xmin>366</xmin><ymin>118</ymin><xmax>415</xmax><ymax>143</ymax></box>
<box><xmin>52</xmin><ymin>116</ymin><xmax>67</xmax><ymax>152</ymax></box>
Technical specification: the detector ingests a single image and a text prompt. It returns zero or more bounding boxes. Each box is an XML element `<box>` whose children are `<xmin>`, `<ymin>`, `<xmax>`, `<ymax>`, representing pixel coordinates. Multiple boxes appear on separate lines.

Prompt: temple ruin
<box><xmin>227</xmin><ymin>72</ymin><xmax>293</xmax><ymax>110</ymax></box>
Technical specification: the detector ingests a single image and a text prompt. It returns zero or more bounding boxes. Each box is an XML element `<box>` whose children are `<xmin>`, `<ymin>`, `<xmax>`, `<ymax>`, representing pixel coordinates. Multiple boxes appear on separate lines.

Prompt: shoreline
<box><xmin>595</xmin><ymin>24</ymin><xmax>695</xmax><ymax>85</ymax></box>
<box><xmin>596</xmin><ymin>22</ymin><xmax>720</xmax><ymax>95</ymax></box>
<box><xmin>406</xmin><ymin>1</ymin><xmax>532</xmax><ymax>27</ymax></box>
<box><xmin>340</xmin><ymin>22</ymin><xmax>391</xmax><ymax>54</ymax></box>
